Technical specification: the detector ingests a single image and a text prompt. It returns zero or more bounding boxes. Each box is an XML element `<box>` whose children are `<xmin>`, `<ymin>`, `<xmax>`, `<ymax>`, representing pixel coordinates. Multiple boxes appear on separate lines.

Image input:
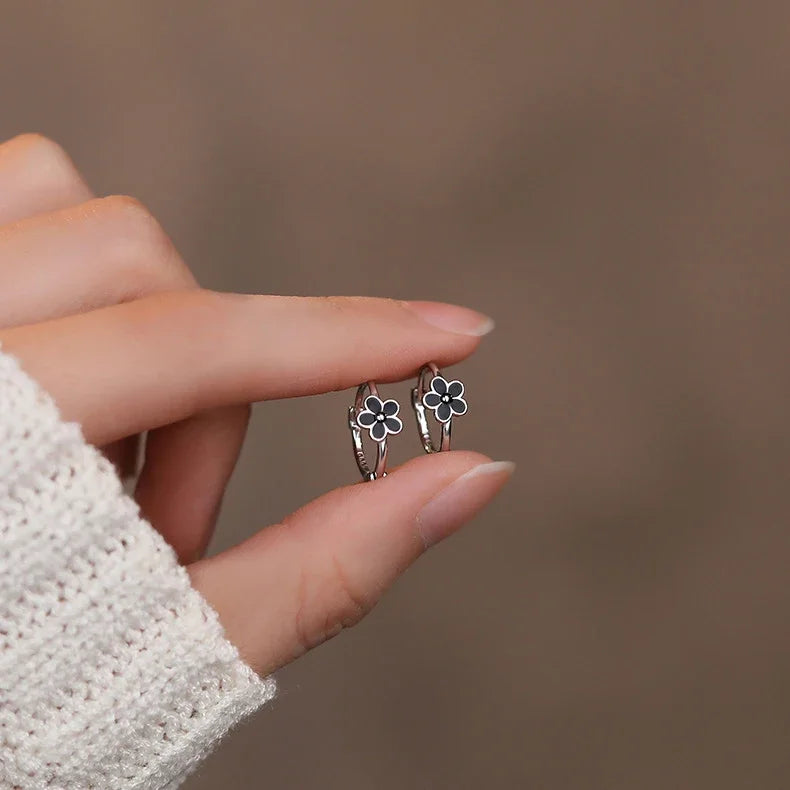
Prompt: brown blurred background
<box><xmin>3</xmin><ymin>2</ymin><xmax>790</xmax><ymax>787</ymax></box>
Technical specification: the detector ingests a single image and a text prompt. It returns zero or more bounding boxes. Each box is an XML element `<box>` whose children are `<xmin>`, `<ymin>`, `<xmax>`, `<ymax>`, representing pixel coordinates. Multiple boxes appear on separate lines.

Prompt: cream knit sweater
<box><xmin>0</xmin><ymin>349</ymin><xmax>275</xmax><ymax>789</ymax></box>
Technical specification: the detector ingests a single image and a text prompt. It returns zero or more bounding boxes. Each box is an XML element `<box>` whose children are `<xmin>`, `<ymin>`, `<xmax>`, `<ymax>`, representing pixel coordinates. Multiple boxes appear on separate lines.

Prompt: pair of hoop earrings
<box><xmin>347</xmin><ymin>363</ymin><xmax>469</xmax><ymax>481</ymax></box>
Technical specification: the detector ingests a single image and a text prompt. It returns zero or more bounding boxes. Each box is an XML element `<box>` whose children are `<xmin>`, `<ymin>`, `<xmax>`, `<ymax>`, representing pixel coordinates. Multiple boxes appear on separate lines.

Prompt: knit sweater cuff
<box><xmin>0</xmin><ymin>349</ymin><xmax>275</xmax><ymax>790</ymax></box>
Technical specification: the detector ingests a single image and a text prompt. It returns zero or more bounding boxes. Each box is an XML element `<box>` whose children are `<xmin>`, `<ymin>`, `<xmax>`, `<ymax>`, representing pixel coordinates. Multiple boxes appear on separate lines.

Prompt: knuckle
<box><xmin>314</xmin><ymin>295</ymin><xmax>367</xmax><ymax>316</ymax></box>
<box><xmin>312</xmin><ymin>295</ymin><xmax>349</xmax><ymax>318</ymax></box>
<box><xmin>96</xmin><ymin>195</ymin><xmax>196</xmax><ymax>292</ymax></box>
<box><xmin>99</xmin><ymin>195</ymin><xmax>165</xmax><ymax>242</ymax></box>
<box><xmin>321</xmin><ymin>295</ymin><xmax>369</xmax><ymax>310</ymax></box>
<box><xmin>10</xmin><ymin>132</ymin><xmax>56</xmax><ymax>153</ymax></box>
<box><xmin>312</xmin><ymin>295</ymin><xmax>404</xmax><ymax>335</ymax></box>
<box><xmin>8</xmin><ymin>133</ymin><xmax>87</xmax><ymax>191</ymax></box>
<box><xmin>12</xmin><ymin>132</ymin><xmax>67</xmax><ymax>164</ymax></box>
<box><xmin>317</xmin><ymin>294</ymin><xmax>404</xmax><ymax>320</ymax></box>
<box><xmin>293</xmin><ymin>555</ymin><xmax>374</xmax><ymax>654</ymax></box>
<box><xmin>100</xmin><ymin>193</ymin><xmax>150</xmax><ymax>217</ymax></box>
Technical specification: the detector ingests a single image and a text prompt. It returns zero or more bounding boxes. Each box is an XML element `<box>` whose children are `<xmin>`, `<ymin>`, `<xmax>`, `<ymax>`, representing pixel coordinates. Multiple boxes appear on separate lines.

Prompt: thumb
<box><xmin>188</xmin><ymin>451</ymin><xmax>514</xmax><ymax>675</ymax></box>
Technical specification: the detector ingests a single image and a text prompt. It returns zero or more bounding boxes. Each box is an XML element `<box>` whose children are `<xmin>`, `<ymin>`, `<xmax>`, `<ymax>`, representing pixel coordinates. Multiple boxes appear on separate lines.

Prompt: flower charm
<box><xmin>422</xmin><ymin>376</ymin><xmax>467</xmax><ymax>423</ymax></box>
<box><xmin>356</xmin><ymin>395</ymin><xmax>403</xmax><ymax>441</ymax></box>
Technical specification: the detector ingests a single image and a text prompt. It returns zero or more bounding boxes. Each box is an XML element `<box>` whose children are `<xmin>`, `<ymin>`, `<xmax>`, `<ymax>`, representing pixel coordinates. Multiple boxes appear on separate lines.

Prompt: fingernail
<box><xmin>404</xmin><ymin>300</ymin><xmax>495</xmax><ymax>337</ymax></box>
<box><xmin>416</xmin><ymin>461</ymin><xmax>515</xmax><ymax>548</ymax></box>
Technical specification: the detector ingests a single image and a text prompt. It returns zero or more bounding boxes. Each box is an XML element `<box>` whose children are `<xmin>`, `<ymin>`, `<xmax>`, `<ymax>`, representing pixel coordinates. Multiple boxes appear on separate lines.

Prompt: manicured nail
<box><xmin>404</xmin><ymin>300</ymin><xmax>495</xmax><ymax>337</ymax></box>
<box><xmin>416</xmin><ymin>461</ymin><xmax>515</xmax><ymax>548</ymax></box>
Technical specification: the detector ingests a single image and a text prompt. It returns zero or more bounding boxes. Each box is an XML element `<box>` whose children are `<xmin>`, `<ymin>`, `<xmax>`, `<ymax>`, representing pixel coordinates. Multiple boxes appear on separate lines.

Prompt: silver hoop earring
<box><xmin>411</xmin><ymin>363</ymin><xmax>468</xmax><ymax>453</ymax></box>
<box><xmin>348</xmin><ymin>382</ymin><xmax>403</xmax><ymax>481</ymax></box>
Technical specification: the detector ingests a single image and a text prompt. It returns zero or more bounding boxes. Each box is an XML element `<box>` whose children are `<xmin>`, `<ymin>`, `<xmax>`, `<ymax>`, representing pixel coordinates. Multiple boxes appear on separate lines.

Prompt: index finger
<box><xmin>0</xmin><ymin>290</ymin><xmax>492</xmax><ymax>445</ymax></box>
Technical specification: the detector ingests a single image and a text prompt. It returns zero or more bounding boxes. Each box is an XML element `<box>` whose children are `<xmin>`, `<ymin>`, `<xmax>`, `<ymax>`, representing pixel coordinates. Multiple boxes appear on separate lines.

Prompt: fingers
<box><xmin>0</xmin><ymin>188</ymin><xmax>207</xmax><ymax>501</ymax></box>
<box><xmin>188</xmin><ymin>452</ymin><xmax>514</xmax><ymax>675</ymax></box>
<box><xmin>0</xmin><ymin>134</ymin><xmax>92</xmax><ymax>224</ymax></box>
<box><xmin>0</xmin><ymin>140</ymin><xmax>490</xmax><ymax>572</ymax></box>
<box><xmin>135</xmin><ymin>405</ymin><xmax>251</xmax><ymax>563</ymax></box>
<box><xmin>0</xmin><ymin>137</ymin><xmax>142</xmax><ymax>475</ymax></box>
<box><xmin>0</xmin><ymin>195</ymin><xmax>195</xmax><ymax>328</ymax></box>
<box><xmin>0</xmin><ymin>290</ymin><xmax>490</xmax><ymax>445</ymax></box>
<box><xmin>0</xmin><ymin>161</ymin><xmax>248</xmax><ymax>555</ymax></box>
<box><xmin>0</xmin><ymin>191</ymin><xmax>211</xmax><ymax>494</ymax></box>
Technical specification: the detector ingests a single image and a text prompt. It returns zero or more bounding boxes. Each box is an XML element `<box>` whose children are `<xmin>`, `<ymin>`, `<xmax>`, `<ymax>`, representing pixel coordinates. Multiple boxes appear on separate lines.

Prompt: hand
<box><xmin>0</xmin><ymin>134</ymin><xmax>513</xmax><ymax>675</ymax></box>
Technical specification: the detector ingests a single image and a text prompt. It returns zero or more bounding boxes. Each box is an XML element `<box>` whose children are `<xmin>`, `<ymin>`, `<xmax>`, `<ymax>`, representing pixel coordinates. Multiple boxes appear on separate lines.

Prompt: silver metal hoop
<box><xmin>348</xmin><ymin>382</ymin><xmax>403</xmax><ymax>481</ymax></box>
<box><xmin>411</xmin><ymin>362</ymin><xmax>468</xmax><ymax>453</ymax></box>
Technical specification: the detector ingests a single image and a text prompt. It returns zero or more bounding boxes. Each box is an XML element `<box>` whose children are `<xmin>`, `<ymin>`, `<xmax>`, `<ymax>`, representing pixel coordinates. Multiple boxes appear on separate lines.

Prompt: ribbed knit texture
<box><xmin>0</xmin><ymin>350</ymin><xmax>275</xmax><ymax>789</ymax></box>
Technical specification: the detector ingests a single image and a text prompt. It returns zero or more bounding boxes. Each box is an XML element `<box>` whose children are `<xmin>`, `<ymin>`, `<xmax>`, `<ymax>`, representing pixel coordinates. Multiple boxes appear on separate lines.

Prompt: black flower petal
<box><xmin>382</xmin><ymin>399</ymin><xmax>400</xmax><ymax>417</ymax></box>
<box><xmin>357</xmin><ymin>410</ymin><xmax>377</xmax><ymax>427</ymax></box>
<box><xmin>447</xmin><ymin>380</ymin><xmax>464</xmax><ymax>398</ymax></box>
<box><xmin>364</xmin><ymin>395</ymin><xmax>383</xmax><ymax>414</ymax></box>
<box><xmin>436</xmin><ymin>403</ymin><xmax>452</xmax><ymax>422</ymax></box>
<box><xmin>423</xmin><ymin>392</ymin><xmax>442</xmax><ymax>408</ymax></box>
<box><xmin>385</xmin><ymin>417</ymin><xmax>403</xmax><ymax>434</ymax></box>
<box><xmin>450</xmin><ymin>397</ymin><xmax>468</xmax><ymax>415</ymax></box>
<box><xmin>430</xmin><ymin>376</ymin><xmax>448</xmax><ymax>396</ymax></box>
<box><xmin>371</xmin><ymin>421</ymin><xmax>387</xmax><ymax>441</ymax></box>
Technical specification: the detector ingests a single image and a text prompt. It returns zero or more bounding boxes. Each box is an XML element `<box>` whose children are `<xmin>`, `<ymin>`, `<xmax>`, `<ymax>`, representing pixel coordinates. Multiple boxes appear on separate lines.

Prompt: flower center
<box><xmin>441</xmin><ymin>394</ymin><xmax>451</xmax><ymax>403</ymax></box>
<box><xmin>376</xmin><ymin>413</ymin><xmax>386</xmax><ymax>421</ymax></box>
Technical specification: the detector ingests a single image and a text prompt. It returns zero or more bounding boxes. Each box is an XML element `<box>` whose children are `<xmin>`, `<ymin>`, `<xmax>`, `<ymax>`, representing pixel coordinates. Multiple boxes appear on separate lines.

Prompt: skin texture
<box><xmin>0</xmin><ymin>133</ymin><xmax>513</xmax><ymax>675</ymax></box>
